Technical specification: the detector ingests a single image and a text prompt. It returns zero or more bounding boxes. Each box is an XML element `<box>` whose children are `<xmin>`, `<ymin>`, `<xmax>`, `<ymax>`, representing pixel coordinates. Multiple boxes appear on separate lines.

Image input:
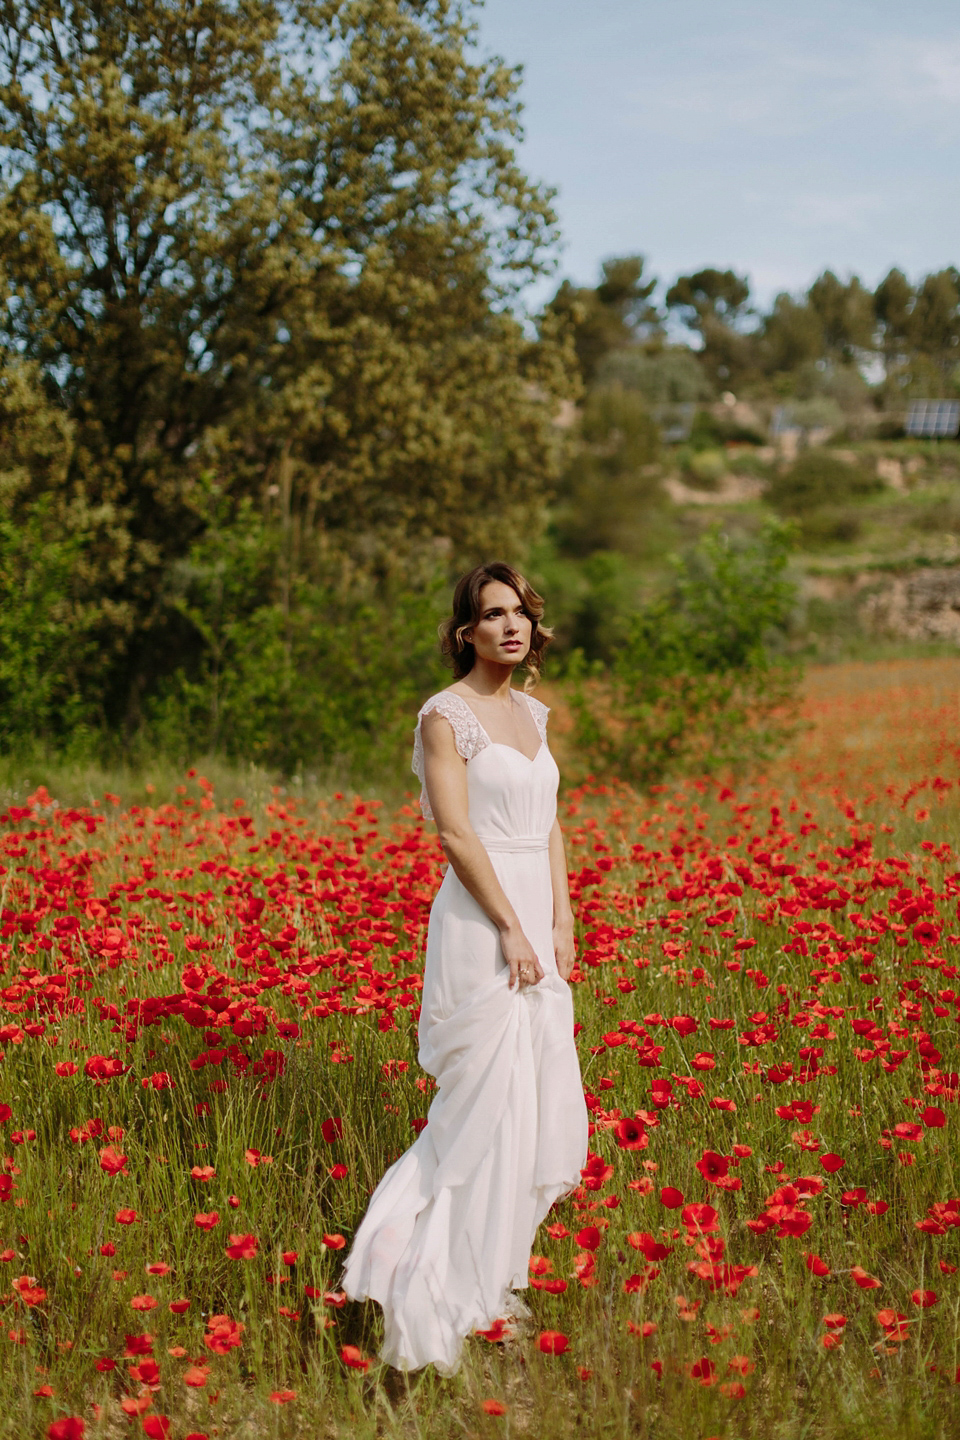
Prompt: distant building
<box><xmin>653</xmin><ymin>401</ymin><xmax>697</xmax><ymax>444</ymax></box>
<box><xmin>905</xmin><ymin>400</ymin><xmax>960</xmax><ymax>439</ymax></box>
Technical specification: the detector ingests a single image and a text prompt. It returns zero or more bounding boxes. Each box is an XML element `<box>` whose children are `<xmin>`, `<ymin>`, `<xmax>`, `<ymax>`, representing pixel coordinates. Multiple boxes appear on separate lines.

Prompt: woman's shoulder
<box><xmin>417</xmin><ymin>686</ymin><xmax>472</xmax><ymax>720</ymax></box>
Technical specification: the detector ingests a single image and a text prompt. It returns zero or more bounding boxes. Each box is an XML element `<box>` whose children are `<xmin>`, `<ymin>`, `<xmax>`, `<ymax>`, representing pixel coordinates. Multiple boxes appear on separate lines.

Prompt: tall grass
<box><xmin>1</xmin><ymin>658</ymin><xmax>960</xmax><ymax>1438</ymax></box>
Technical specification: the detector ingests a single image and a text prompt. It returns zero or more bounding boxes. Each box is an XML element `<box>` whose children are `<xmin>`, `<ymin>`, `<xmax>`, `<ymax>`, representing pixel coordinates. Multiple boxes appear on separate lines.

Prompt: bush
<box><xmin>767</xmin><ymin>450</ymin><xmax>882</xmax><ymax>514</ymax></box>
<box><xmin>144</xmin><ymin>500</ymin><xmax>449</xmax><ymax>782</ymax></box>
<box><xmin>569</xmin><ymin>521</ymin><xmax>801</xmax><ymax>789</ymax></box>
<box><xmin>0</xmin><ymin>493</ymin><xmax>133</xmax><ymax>753</ymax></box>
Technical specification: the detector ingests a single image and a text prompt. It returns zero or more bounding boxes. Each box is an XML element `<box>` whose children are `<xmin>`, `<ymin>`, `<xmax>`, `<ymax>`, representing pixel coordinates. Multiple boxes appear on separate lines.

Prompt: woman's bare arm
<box><xmin>548</xmin><ymin>816</ymin><xmax>576</xmax><ymax>981</ymax></box>
<box><xmin>421</xmin><ymin>709</ymin><xmax>543</xmax><ymax>988</ymax></box>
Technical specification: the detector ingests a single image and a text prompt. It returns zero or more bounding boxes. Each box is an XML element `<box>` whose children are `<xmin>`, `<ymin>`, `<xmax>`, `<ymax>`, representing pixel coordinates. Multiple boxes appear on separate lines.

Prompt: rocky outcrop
<box><xmin>862</xmin><ymin>567</ymin><xmax>960</xmax><ymax>643</ymax></box>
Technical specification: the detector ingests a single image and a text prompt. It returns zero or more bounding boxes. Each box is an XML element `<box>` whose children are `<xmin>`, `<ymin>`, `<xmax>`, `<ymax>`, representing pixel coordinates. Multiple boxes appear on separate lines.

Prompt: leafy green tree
<box><xmin>0</xmin><ymin>358</ymin><xmax>134</xmax><ymax>748</ymax></box>
<box><xmin>874</xmin><ymin>268</ymin><xmax>915</xmax><ymax>372</ymax></box>
<box><xmin>595</xmin><ymin>345</ymin><xmax>712</xmax><ymax>405</ymax></box>
<box><xmin>553</xmin><ymin>385</ymin><xmax>661</xmax><ymax>558</ymax></box>
<box><xmin>908</xmin><ymin>270</ymin><xmax>960</xmax><ymax>387</ymax></box>
<box><xmin>759</xmin><ymin>294</ymin><xmax>824</xmax><ymax>377</ymax></box>
<box><xmin>0</xmin><ymin>0</ymin><xmax>573</xmax><ymax>735</ymax></box>
<box><xmin>665</xmin><ymin>268</ymin><xmax>753</xmax><ymax>386</ymax></box>
<box><xmin>806</xmin><ymin>271</ymin><xmax>875</xmax><ymax>361</ymax></box>
<box><xmin>548</xmin><ymin>255</ymin><xmax>660</xmax><ymax>384</ymax></box>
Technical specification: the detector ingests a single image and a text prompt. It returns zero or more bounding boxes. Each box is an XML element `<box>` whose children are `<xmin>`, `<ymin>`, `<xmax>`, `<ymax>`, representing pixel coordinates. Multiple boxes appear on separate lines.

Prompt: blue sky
<box><xmin>473</xmin><ymin>0</ymin><xmax>960</xmax><ymax>312</ymax></box>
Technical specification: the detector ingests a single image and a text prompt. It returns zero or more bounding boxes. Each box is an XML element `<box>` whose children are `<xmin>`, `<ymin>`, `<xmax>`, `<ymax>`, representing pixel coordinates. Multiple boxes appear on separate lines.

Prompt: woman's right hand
<box><xmin>500</xmin><ymin>923</ymin><xmax>544</xmax><ymax>990</ymax></box>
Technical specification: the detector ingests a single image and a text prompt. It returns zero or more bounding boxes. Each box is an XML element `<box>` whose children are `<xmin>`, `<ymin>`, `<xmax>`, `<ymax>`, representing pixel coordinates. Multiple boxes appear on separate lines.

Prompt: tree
<box><xmin>665</xmin><ymin>268</ymin><xmax>753</xmax><ymax>386</ymax></box>
<box><xmin>760</xmin><ymin>293</ymin><xmax>824</xmax><ymax>377</ymax></box>
<box><xmin>874</xmin><ymin>268</ymin><xmax>915</xmax><ymax>373</ymax></box>
<box><xmin>552</xmin><ymin>384</ymin><xmax>660</xmax><ymax>559</ymax></box>
<box><xmin>806</xmin><ymin>271</ymin><xmax>875</xmax><ymax>362</ymax></box>
<box><xmin>548</xmin><ymin>255</ymin><xmax>660</xmax><ymax>384</ymax></box>
<box><xmin>908</xmin><ymin>270</ymin><xmax>960</xmax><ymax>387</ymax></box>
<box><xmin>0</xmin><ymin>0</ymin><xmax>573</xmax><ymax>733</ymax></box>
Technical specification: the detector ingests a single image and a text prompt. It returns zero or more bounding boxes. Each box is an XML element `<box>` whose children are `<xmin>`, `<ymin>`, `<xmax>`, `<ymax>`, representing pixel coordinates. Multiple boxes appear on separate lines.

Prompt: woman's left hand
<box><xmin>553</xmin><ymin>918</ymin><xmax>576</xmax><ymax>981</ymax></box>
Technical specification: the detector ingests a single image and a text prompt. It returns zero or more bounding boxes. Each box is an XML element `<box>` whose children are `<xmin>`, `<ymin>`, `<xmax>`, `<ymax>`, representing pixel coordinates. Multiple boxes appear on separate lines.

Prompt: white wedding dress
<box><xmin>341</xmin><ymin>689</ymin><xmax>588</xmax><ymax>1374</ymax></box>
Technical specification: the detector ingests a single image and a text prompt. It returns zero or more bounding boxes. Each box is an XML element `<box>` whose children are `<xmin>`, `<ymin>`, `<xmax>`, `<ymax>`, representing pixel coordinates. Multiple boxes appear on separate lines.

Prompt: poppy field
<box><xmin>3</xmin><ymin>657</ymin><xmax>960</xmax><ymax>1440</ymax></box>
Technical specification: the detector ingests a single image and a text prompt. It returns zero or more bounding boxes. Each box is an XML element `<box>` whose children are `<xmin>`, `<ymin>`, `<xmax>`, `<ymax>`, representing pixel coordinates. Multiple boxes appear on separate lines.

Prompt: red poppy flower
<box><xmin>627</xmin><ymin>1232</ymin><xmax>673</xmax><ymax>1261</ymax></box>
<box><xmin>681</xmin><ymin>1203</ymin><xmax>719</xmax><ymax>1235</ymax></box>
<box><xmin>538</xmin><ymin>1330</ymin><xmax>570</xmax><ymax>1356</ymax></box>
<box><xmin>614</xmin><ymin>1117</ymin><xmax>647</xmax><ymax>1150</ymax></box>
<box><xmin>804</xmin><ymin>1253</ymin><xmax>830</xmax><ymax>1276</ymax></box>
<box><xmin>695</xmin><ymin>1151</ymin><xmax>730</xmax><ymax>1184</ymax></box>
<box><xmin>225</xmin><ymin>1234</ymin><xmax>258</xmax><ymax>1260</ymax></box>
<box><xmin>818</xmin><ymin>1153</ymin><xmax>845</xmax><ymax>1174</ymax></box>
<box><xmin>194</xmin><ymin>1212</ymin><xmax>220</xmax><ymax>1230</ymax></box>
<box><xmin>142</xmin><ymin>1419</ymin><xmax>171</xmax><ymax>1439</ymax></box>
<box><xmin>911</xmin><ymin>1289</ymin><xmax>937</xmax><ymax>1308</ymax></box>
<box><xmin>321</xmin><ymin>1118</ymin><xmax>343</xmax><ymax>1143</ymax></box>
<box><xmin>482</xmin><ymin>1400</ymin><xmax>507</xmax><ymax>1416</ymax></box>
<box><xmin>340</xmin><ymin>1345</ymin><xmax>369</xmax><ymax>1371</ymax></box>
<box><xmin>574</xmin><ymin>1226</ymin><xmax>601</xmax><ymax>1252</ymax></box>
<box><xmin>660</xmin><ymin>1187</ymin><xmax>684</xmax><ymax>1209</ymax></box>
<box><xmin>123</xmin><ymin>1335</ymin><xmax>154</xmax><ymax>1356</ymax></box>
<box><xmin>269</xmin><ymin>1390</ymin><xmax>296</xmax><ymax>1404</ymax></box>
<box><xmin>98</xmin><ymin>1145</ymin><xmax>129</xmax><ymax>1176</ymax></box>
<box><xmin>204</xmin><ymin>1314</ymin><xmax>245</xmax><ymax>1354</ymax></box>
<box><xmin>47</xmin><ymin>1421</ymin><xmax>85</xmax><ymax>1440</ymax></box>
<box><xmin>851</xmin><ymin>1266</ymin><xmax>881</xmax><ymax>1290</ymax></box>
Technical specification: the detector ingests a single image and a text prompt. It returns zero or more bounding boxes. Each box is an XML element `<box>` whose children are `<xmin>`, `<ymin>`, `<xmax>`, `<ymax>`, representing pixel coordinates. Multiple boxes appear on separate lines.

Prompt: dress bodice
<box><xmin>412</xmin><ymin>691</ymin><xmax>558</xmax><ymax>843</ymax></box>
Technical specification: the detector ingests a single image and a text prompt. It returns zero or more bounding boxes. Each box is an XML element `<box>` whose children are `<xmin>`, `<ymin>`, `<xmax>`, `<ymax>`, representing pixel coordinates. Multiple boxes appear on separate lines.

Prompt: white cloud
<box><xmin>781</xmin><ymin>191</ymin><xmax>887</xmax><ymax>232</ymax></box>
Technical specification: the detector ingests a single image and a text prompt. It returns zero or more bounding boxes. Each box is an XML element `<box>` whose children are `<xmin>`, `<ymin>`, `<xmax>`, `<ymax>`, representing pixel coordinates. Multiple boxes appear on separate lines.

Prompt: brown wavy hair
<box><xmin>439</xmin><ymin>562</ymin><xmax>553</xmax><ymax>687</ymax></box>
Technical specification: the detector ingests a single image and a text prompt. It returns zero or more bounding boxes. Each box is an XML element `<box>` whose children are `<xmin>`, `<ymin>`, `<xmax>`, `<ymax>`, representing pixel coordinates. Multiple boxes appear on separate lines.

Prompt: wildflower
<box><xmin>225</xmin><ymin>1234</ymin><xmax>258</xmax><ymax>1260</ymax></box>
<box><xmin>340</xmin><ymin>1345</ymin><xmax>369</xmax><ymax>1371</ymax></box>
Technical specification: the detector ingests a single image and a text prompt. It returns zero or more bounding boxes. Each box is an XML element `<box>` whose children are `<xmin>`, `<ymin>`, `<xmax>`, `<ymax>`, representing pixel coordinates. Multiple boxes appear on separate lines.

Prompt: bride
<box><xmin>341</xmin><ymin>561</ymin><xmax>588</xmax><ymax>1374</ymax></box>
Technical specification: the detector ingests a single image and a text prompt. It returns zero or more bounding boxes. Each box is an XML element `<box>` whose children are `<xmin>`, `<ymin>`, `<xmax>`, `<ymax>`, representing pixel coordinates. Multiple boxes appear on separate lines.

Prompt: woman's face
<box><xmin>466</xmin><ymin>581</ymin><xmax>533</xmax><ymax>668</ymax></box>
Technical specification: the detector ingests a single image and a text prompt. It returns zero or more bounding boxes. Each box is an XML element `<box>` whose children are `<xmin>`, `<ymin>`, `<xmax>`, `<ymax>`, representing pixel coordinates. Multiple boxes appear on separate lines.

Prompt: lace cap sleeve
<box><xmin>523</xmin><ymin>692</ymin><xmax>550</xmax><ymax>746</ymax></box>
<box><xmin>411</xmin><ymin>693</ymin><xmax>489</xmax><ymax>821</ymax></box>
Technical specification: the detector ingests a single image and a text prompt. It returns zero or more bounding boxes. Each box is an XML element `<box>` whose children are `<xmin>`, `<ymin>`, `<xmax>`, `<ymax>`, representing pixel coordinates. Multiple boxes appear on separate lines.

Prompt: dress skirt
<box><xmin>340</xmin><ymin>832</ymin><xmax>588</xmax><ymax>1375</ymax></box>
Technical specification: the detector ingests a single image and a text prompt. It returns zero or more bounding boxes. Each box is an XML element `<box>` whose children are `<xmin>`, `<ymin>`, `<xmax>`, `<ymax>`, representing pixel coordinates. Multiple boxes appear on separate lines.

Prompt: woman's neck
<box><xmin>460</xmin><ymin>658</ymin><xmax>516</xmax><ymax>701</ymax></box>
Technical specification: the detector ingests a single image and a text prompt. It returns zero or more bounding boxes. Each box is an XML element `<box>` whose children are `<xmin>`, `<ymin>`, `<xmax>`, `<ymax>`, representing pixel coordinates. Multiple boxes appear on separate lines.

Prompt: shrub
<box><xmin>570</xmin><ymin>521</ymin><xmax>800</xmax><ymax>789</ymax></box>
<box><xmin>766</xmin><ymin>450</ymin><xmax>882</xmax><ymax>514</ymax></box>
<box><xmin>145</xmin><ymin>500</ymin><xmax>448</xmax><ymax>781</ymax></box>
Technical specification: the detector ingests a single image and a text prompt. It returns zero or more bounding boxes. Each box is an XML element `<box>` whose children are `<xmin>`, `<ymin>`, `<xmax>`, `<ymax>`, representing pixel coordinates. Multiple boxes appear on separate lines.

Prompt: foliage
<box><xmin>596</xmin><ymin>345</ymin><xmax>713</xmax><ymax>405</ymax></box>
<box><xmin>766</xmin><ymin>451</ymin><xmax>883</xmax><ymax>515</ymax></box>
<box><xmin>0</xmin><ymin>0</ymin><xmax>574</xmax><ymax>735</ymax></box>
<box><xmin>570</xmin><ymin>522</ymin><xmax>800</xmax><ymax>788</ymax></box>
<box><xmin>552</xmin><ymin>385</ymin><xmax>661</xmax><ymax>558</ymax></box>
<box><xmin>547</xmin><ymin>255</ymin><xmax>661</xmax><ymax>383</ymax></box>
<box><xmin>145</xmin><ymin>497</ymin><xmax>448</xmax><ymax>779</ymax></box>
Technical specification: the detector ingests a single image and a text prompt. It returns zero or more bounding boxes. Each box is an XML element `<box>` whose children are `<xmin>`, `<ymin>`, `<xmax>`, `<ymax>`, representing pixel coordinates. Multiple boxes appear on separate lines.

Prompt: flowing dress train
<box><xmin>340</xmin><ymin>690</ymin><xmax>588</xmax><ymax>1374</ymax></box>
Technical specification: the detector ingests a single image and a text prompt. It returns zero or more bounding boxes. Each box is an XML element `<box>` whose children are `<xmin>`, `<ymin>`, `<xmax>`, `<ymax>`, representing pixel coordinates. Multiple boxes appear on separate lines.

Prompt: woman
<box><xmin>341</xmin><ymin>561</ymin><xmax>588</xmax><ymax>1375</ymax></box>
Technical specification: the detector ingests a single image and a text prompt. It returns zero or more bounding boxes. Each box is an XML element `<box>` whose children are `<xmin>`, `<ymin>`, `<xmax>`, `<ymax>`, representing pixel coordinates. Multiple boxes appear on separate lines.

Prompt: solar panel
<box><xmin>905</xmin><ymin>400</ymin><xmax>960</xmax><ymax>438</ymax></box>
